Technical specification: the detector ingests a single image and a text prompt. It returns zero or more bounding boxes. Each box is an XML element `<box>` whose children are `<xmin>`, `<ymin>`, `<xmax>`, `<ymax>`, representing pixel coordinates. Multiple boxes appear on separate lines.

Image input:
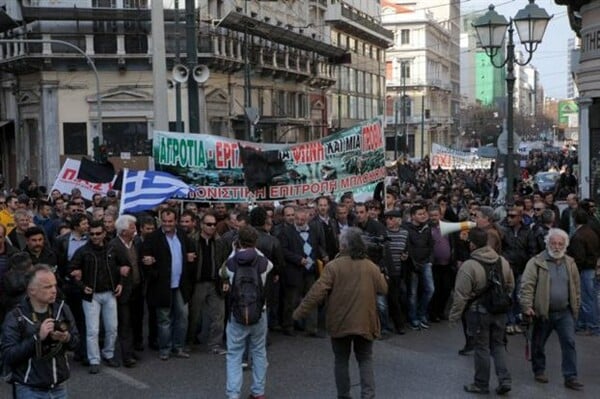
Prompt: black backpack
<box><xmin>230</xmin><ymin>256</ymin><xmax>265</xmax><ymax>326</ymax></box>
<box><xmin>476</xmin><ymin>259</ymin><xmax>513</xmax><ymax>314</ymax></box>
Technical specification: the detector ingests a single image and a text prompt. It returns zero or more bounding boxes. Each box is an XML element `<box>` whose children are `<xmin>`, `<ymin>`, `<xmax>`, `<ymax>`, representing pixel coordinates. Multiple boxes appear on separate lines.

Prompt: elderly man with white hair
<box><xmin>108</xmin><ymin>214</ymin><xmax>141</xmax><ymax>368</ymax></box>
<box><xmin>520</xmin><ymin>228</ymin><xmax>583</xmax><ymax>391</ymax></box>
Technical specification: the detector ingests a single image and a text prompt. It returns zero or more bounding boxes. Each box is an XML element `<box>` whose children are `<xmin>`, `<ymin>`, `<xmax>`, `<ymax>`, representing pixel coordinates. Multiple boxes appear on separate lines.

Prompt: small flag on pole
<box><xmin>120</xmin><ymin>169</ymin><xmax>191</xmax><ymax>214</ymax></box>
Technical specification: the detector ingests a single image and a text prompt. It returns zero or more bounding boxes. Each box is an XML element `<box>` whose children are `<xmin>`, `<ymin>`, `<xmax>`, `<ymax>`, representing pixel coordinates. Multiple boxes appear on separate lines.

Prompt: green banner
<box><xmin>153</xmin><ymin>118</ymin><xmax>385</xmax><ymax>202</ymax></box>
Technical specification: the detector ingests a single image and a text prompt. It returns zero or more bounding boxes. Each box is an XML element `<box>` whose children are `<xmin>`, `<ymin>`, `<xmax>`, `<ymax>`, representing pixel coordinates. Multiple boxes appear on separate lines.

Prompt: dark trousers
<box><xmin>117</xmin><ymin>300</ymin><xmax>134</xmax><ymax>361</ymax></box>
<box><xmin>430</xmin><ymin>264</ymin><xmax>455</xmax><ymax>320</ymax></box>
<box><xmin>146</xmin><ymin>290</ymin><xmax>158</xmax><ymax>347</ymax></box>
<box><xmin>281</xmin><ymin>273</ymin><xmax>317</xmax><ymax>332</ymax></box>
<box><xmin>65</xmin><ymin>289</ymin><xmax>86</xmax><ymax>359</ymax></box>
<box><xmin>129</xmin><ymin>284</ymin><xmax>145</xmax><ymax>347</ymax></box>
<box><xmin>469</xmin><ymin>310</ymin><xmax>511</xmax><ymax>389</ymax></box>
<box><xmin>387</xmin><ymin>275</ymin><xmax>407</xmax><ymax>331</ymax></box>
<box><xmin>331</xmin><ymin>335</ymin><xmax>375</xmax><ymax>399</ymax></box>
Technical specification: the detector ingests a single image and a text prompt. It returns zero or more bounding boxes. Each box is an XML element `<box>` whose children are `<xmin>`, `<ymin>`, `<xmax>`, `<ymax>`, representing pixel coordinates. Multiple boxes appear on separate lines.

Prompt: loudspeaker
<box><xmin>172</xmin><ymin>64</ymin><xmax>189</xmax><ymax>83</ymax></box>
<box><xmin>192</xmin><ymin>65</ymin><xmax>210</xmax><ymax>83</ymax></box>
<box><xmin>439</xmin><ymin>221</ymin><xmax>476</xmax><ymax>236</ymax></box>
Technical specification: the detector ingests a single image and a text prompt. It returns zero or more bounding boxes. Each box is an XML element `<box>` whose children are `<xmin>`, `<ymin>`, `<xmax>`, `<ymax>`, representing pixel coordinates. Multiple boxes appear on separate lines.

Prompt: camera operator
<box><xmin>1</xmin><ymin>264</ymin><xmax>79</xmax><ymax>398</ymax></box>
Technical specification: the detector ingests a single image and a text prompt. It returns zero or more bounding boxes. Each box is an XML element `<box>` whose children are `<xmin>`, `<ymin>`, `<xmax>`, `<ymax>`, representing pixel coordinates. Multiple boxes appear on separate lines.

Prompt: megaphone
<box><xmin>172</xmin><ymin>64</ymin><xmax>189</xmax><ymax>83</ymax></box>
<box><xmin>192</xmin><ymin>65</ymin><xmax>210</xmax><ymax>83</ymax></box>
<box><xmin>440</xmin><ymin>221</ymin><xmax>476</xmax><ymax>236</ymax></box>
<box><xmin>166</xmin><ymin>79</ymin><xmax>175</xmax><ymax>89</ymax></box>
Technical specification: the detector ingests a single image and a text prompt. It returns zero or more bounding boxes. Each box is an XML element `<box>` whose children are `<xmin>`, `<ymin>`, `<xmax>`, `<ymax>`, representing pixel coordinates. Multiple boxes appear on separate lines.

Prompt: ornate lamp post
<box><xmin>472</xmin><ymin>0</ymin><xmax>551</xmax><ymax>203</ymax></box>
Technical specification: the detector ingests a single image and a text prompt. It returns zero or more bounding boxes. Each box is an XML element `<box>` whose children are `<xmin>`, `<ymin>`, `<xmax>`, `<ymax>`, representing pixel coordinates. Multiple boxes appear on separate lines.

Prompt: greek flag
<box><xmin>120</xmin><ymin>169</ymin><xmax>191</xmax><ymax>214</ymax></box>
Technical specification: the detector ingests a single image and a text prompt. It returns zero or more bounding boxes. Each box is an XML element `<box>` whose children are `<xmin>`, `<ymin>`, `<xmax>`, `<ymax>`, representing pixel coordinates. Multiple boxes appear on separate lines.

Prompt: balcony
<box><xmin>325</xmin><ymin>3</ymin><xmax>393</xmax><ymax>48</ymax></box>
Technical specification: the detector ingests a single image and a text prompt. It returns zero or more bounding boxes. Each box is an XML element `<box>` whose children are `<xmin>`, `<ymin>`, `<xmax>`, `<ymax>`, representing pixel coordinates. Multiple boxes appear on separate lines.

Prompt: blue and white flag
<box><xmin>120</xmin><ymin>169</ymin><xmax>191</xmax><ymax>214</ymax></box>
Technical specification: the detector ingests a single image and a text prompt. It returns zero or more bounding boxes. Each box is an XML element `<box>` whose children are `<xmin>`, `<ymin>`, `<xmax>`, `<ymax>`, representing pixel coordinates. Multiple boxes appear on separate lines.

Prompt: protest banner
<box><xmin>153</xmin><ymin>118</ymin><xmax>385</xmax><ymax>202</ymax></box>
<box><xmin>430</xmin><ymin>143</ymin><xmax>493</xmax><ymax>170</ymax></box>
<box><xmin>50</xmin><ymin>158</ymin><xmax>115</xmax><ymax>199</ymax></box>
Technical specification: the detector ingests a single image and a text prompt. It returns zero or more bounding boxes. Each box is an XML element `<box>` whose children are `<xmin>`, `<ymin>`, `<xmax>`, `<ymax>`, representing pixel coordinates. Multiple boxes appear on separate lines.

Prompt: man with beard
<box><xmin>520</xmin><ymin>228</ymin><xmax>583</xmax><ymax>390</ymax></box>
<box><xmin>24</xmin><ymin>226</ymin><xmax>58</xmax><ymax>268</ymax></box>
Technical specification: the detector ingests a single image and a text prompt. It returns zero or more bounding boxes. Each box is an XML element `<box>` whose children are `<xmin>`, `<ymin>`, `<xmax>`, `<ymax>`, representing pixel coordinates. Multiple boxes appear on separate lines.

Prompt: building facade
<box><xmin>381</xmin><ymin>0</ymin><xmax>461</xmax><ymax>159</ymax></box>
<box><xmin>0</xmin><ymin>0</ymin><xmax>392</xmax><ymax>189</ymax></box>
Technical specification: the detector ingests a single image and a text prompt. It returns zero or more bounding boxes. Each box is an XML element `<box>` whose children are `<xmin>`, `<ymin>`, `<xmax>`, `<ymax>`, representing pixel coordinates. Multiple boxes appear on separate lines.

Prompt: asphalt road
<box><xmin>2</xmin><ymin>321</ymin><xmax>599</xmax><ymax>399</ymax></box>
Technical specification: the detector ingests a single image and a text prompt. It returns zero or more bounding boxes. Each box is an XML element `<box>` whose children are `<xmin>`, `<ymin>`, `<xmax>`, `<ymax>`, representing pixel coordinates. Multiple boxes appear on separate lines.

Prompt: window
<box><xmin>102</xmin><ymin>122</ymin><xmax>148</xmax><ymax>155</ymax></box>
<box><xmin>168</xmin><ymin>122</ymin><xmax>185</xmax><ymax>132</ymax></box>
<box><xmin>400</xmin><ymin>62</ymin><xmax>411</xmax><ymax>79</ymax></box>
<box><xmin>63</xmin><ymin>123</ymin><xmax>87</xmax><ymax>155</ymax></box>
<box><xmin>124</xmin><ymin>1</ymin><xmax>148</xmax><ymax>53</ymax></box>
<box><xmin>401</xmin><ymin>95</ymin><xmax>412</xmax><ymax>117</ymax></box>
<box><xmin>400</xmin><ymin>29</ymin><xmax>410</xmax><ymax>45</ymax></box>
<box><xmin>123</xmin><ymin>0</ymin><xmax>147</xmax><ymax>7</ymax></box>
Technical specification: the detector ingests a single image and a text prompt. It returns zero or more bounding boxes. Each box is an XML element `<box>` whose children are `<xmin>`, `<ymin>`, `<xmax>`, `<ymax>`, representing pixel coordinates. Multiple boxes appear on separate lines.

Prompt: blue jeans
<box><xmin>506</xmin><ymin>273</ymin><xmax>521</xmax><ymax>326</ymax></box>
<box><xmin>81</xmin><ymin>291</ymin><xmax>118</xmax><ymax>365</ymax></box>
<box><xmin>531</xmin><ymin>309</ymin><xmax>578</xmax><ymax>380</ymax></box>
<box><xmin>408</xmin><ymin>263</ymin><xmax>434</xmax><ymax>324</ymax></box>
<box><xmin>157</xmin><ymin>288</ymin><xmax>189</xmax><ymax>356</ymax></box>
<box><xmin>376</xmin><ymin>294</ymin><xmax>391</xmax><ymax>332</ymax></box>
<box><xmin>226</xmin><ymin>311</ymin><xmax>268</xmax><ymax>399</ymax></box>
<box><xmin>578</xmin><ymin>270</ymin><xmax>600</xmax><ymax>333</ymax></box>
<box><xmin>15</xmin><ymin>383</ymin><xmax>67</xmax><ymax>399</ymax></box>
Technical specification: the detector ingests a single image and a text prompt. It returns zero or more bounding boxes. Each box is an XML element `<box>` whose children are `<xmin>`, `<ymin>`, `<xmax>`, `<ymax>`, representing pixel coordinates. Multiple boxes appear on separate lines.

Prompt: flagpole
<box><xmin>119</xmin><ymin>168</ymin><xmax>128</xmax><ymax>216</ymax></box>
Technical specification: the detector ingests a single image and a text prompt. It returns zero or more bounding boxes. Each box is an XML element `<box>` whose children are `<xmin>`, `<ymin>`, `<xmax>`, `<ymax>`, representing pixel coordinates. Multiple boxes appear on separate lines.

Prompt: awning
<box><xmin>219</xmin><ymin>12</ymin><xmax>348</xmax><ymax>60</ymax></box>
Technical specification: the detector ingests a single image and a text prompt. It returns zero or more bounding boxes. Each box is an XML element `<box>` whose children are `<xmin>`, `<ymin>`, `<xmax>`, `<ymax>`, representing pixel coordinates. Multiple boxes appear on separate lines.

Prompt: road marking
<box><xmin>103</xmin><ymin>367</ymin><xmax>150</xmax><ymax>389</ymax></box>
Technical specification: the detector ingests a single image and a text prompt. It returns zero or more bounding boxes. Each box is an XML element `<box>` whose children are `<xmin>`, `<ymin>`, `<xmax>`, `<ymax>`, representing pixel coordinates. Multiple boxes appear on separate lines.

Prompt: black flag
<box><xmin>77</xmin><ymin>158</ymin><xmax>115</xmax><ymax>183</ymax></box>
<box><xmin>239</xmin><ymin>146</ymin><xmax>287</xmax><ymax>192</ymax></box>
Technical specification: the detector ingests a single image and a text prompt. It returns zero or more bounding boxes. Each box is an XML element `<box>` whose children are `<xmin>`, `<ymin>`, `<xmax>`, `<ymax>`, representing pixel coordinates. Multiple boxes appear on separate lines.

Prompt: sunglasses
<box><xmin>470</xmin><ymin>213</ymin><xmax>477</xmax><ymax>217</ymax></box>
<box><xmin>204</xmin><ymin>223</ymin><xmax>217</xmax><ymax>227</ymax></box>
<box><xmin>507</xmin><ymin>214</ymin><xmax>518</xmax><ymax>218</ymax></box>
<box><xmin>89</xmin><ymin>231</ymin><xmax>104</xmax><ymax>236</ymax></box>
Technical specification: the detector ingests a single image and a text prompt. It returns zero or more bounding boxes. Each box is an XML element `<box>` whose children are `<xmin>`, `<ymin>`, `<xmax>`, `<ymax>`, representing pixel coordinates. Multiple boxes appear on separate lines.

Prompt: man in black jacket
<box><xmin>1</xmin><ymin>264</ymin><xmax>79</xmax><ymax>397</ymax></box>
<box><xmin>142</xmin><ymin>208</ymin><xmax>197</xmax><ymax>361</ymax></box>
<box><xmin>24</xmin><ymin>226</ymin><xmax>58</xmax><ymax>268</ymax></box>
<box><xmin>70</xmin><ymin>220</ymin><xmax>121</xmax><ymax>374</ymax></box>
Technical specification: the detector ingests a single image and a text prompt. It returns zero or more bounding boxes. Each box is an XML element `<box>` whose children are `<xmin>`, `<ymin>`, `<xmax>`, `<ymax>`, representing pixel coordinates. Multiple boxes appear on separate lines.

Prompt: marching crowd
<box><xmin>0</xmin><ymin>148</ymin><xmax>595</xmax><ymax>398</ymax></box>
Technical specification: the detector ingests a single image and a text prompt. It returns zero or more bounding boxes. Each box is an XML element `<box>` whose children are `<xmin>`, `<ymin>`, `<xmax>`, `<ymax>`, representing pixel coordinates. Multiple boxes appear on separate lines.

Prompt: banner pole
<box><xmin>118</xmin><ymin>168</ymin><xmax>128</xmax><ymax>216</ymax></box>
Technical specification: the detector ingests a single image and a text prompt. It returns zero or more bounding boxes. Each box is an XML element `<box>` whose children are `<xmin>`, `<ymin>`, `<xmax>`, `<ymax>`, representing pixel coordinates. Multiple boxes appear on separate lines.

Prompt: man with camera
<box><xmin>1</xmin><ymin>264</ymin><xmax>79</xmax><ymax>398</ymax></box>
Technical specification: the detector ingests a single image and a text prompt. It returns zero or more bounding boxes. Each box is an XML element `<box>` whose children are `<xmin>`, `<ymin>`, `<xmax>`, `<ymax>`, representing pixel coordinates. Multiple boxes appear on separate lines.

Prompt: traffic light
<box><xmin>99</xmin><ymin>143</ymin><xmax>108</xmax><ymax>163</ymax></box>
<box><xmin>143</xmin><ymin>139</ymin><xmax>153</xmax><ymax>156</ymax></box>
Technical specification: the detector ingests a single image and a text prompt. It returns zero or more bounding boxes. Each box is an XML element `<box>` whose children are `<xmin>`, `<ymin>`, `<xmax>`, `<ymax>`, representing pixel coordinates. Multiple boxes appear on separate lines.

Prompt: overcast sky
<box><xmin>462</xmin><ymin>0</ymin><xmax>575</xmax><ymax>99</ymax></box>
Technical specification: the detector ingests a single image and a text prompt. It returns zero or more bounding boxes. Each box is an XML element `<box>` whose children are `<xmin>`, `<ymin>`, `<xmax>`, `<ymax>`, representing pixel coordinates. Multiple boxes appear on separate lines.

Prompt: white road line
<box><xmin>103</xmin><ymin>367</ymin><xmax>150</xmax><ymax>390</ymax></box>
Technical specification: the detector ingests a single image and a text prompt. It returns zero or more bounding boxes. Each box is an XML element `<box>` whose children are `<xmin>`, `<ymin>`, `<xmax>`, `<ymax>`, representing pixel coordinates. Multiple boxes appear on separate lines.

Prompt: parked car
<box><xmin>534</xmin><ymin>171</ymin><xmax>560</xmax><ymax>193</ymax></box>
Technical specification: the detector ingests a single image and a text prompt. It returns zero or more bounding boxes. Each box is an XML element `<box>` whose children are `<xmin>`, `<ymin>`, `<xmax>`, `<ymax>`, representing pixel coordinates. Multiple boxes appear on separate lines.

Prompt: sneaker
<box><xmin>564</xmin><ymin>378</ymin><xmax>584</xmax><ymax>391</ymax></box>
<box><xmin>89</xmin><ymin>364</ymin><xmax>100</xmax><ymax>374</ymax></box>
<box><xmin>419</xmin><ymin>321</ymin><xmax>430</xmax><ymax>329</ymax></box>
<box><xmin>505</xmin><ymin>325</ymin><xmax>514</xmax><ymax>335</ymax></box>
<box><xmin>173</xmin><ymin>349</ymin><xmax>190</xmax><ymax>359</ymax></box>
<box><xmin>495</xmin><ymin>385</ymin><xmax>511</xmax><ymax>395</ymax></box>
<box><xmin>463</xmin><ymin>384</ymin><xmax>489</xmax><ymax>394</ymax></box>
<box><xmin>534</xmin><ymin>373</ymin><xmax>549</xmax><ymax>383</ymax></box>
<box><xmin>103</xmin><ymin>357</ymin><xmax>120</xmax><ymax>368</ymax></box>
<box><xmin>210</xmin><ymin>346</ymin><xmax>227</xmax><ymax>355</ymax></box>
<box><xmin>458</xmin><ymin>346</ymin><xmax>474</xmax><ymax>356</ymax></box>
<box><xmin>409</xmin><ymin>322</ymin><xmax>421</xmax><ymax>331</ymax></box>
<box><xmin>159</xmin><ymin>353</ymin><xmax>169</xmax><ymax>361</ymax></box>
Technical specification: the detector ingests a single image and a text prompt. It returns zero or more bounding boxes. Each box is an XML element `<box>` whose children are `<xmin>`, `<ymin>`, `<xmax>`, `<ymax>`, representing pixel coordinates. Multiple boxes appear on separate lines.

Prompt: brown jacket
<box><xmin>293</xmin><ymin>255</ymin><xmax>388</xmax><ymax>340</ymax></box>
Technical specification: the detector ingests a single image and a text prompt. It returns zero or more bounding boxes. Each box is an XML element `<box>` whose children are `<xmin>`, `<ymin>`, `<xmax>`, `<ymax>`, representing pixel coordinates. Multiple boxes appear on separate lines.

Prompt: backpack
<box><xmin>230</xmin><ymin>256</ymin><xmax>265</xmax><ymax>326</ymax></box>
<box><xmin>476</xmin><ymin>259</ymin><xmax>513</xmax><ymax>315</ymax></box>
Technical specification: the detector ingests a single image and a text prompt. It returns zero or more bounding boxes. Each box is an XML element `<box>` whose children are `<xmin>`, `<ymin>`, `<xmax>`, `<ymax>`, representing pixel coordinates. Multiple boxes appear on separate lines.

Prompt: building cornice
<box><xmin>555</xmin><ymin>0</ymin><xmax>592</xmax><ymax>37</ymax></box>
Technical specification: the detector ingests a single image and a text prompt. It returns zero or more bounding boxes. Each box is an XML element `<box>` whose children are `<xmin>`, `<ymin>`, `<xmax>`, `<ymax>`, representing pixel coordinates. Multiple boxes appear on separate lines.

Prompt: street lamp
<box><xmin>472</xmin><ymin>0</ymin><xmax>551</xmax><ymax>204</ymax></box>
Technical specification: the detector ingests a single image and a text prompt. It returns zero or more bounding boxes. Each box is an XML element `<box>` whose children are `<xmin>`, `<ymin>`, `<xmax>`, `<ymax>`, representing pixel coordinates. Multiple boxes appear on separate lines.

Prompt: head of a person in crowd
<box><xmin>540</xmin><ymin>209</ymin><xmax>555</xmax><ymax>227</ymax></box>
<box><xmin>70</xmin><ymin>213</ymin><xmax>90</xmax><ymax>237</ymax></box>
<box><xmin>428</xmin><ymin>204</ymin><xmax>441</xmax><ymax>226</ymax></box>
<box><xmin>65</xmin><ymin>200</ymin><xmax>82</xmax><ymax>218</ymax></box>
<box><xmin>410</xmin><ymin>204</ymin><xmax>428</xmax><ymax>226</ymax></box>
<box><xmin>236</xmin><ymin>225</ymin><xmax>258</xmax><ymax>250</ymax></box>
<box><xmin>338</xmin><ymin>227</ymin><xmax>367</xmax><ymax>260</ymax></box>
<box><xmin>354</xmin><ymin>203</ymin><xmax>370</xmax><ymax>225</ymax></box>
<box><xmin>50</xmin><ymin>189</ymin><xmax>62</xmax><ymax>203</ymax></box>
<box><xmin>37</xmin><ymin>200</ymin><xmax>52</xmax><ymax>219</ymax></box>
<box><xmin>200</xmin><ymin>212</ymin><xmax>217</xmax><ymax>239</ymax></box>
<box><xmin>437</xmin><ymin>196</ymin><xmax>448</xmax><ymax>214</ymax></box>
<box><xmin>467</xmin><ymin>227</ymin><xmax>488</xmax><ymax>253</ymax></box>
<box><xmin>138</xmin><ymin>215</ymin><xmax>156</xmax><ymax>239</ymax></box>
<box><xmin>25</xmin><ymin>226</ymin><xmax>46</xmax><ymax>255</ymax></box>
<box><xmin>462</xmin><ymin>188</ymin><xmax>473</xmax><ymax>200</ymax></box>
<box><xmin>294</xmin><ymin>208</ymin><xmax>309</xmax><ymax>230</ymax></box>
<box><xmin>103</xmin><ymin>211</ymin><xmax>117</xmax><ymax>234</ymax></box>
<box><xmin>467</xmin><ymin>200</ymin><xmax>480</xmax><ymax>214</ymax></box>
<box><xmin>88</xmin><ymin>220</ymin><xmax>106</xmax><ymax>247</ymax></box>
<box><xmin>53</xmin><ymin>197</ymin><xmax>65</xmax><ymax>216</ymax></box>
<box><xmin>400</xmin><ymin>199</ymin><xmax>412</xmax><ymax>210</ymax></box>
<box><xmin>184</xmin><ymin>202</ymin><xmax>198</xmax><ymax>215</ymax></box>
<box><xmin>265</xmin><ymin>216</ymin><xmax>273</xmax><ymax>233</ymax></box>
<box><xmin>237</xmin><ymin>214</ymin><xmax>250</xmax><ymax>230</ymax></box>
<box><xmin>316</xmin><ymin>196</ymin><xmax>330</xmax><ymax>219</ymax></box>
<box><xmin>335</xmin><ymin>204</ymin><xmax>349</xmax><ymax>224</ymax></box>
<box><xmin>71</xmin><ymin>188</ymin><xmax>83</xmax><ymax>200</ymax></box>
<box><xmin>116</xmin><ymin>214</ymin><xmax>137</xmax><ymax>243</ymax></box>
<box><xmin>235</xmin><ymin>202</ymin><xmax>249</xmax><ymax>214</ymax></box>
<box><xmin>367</xmin><ymin>200</ymin><xmax>382</xmax><ymax>221</ymax></box>
<box><xmin>580</xmin><ymin>199</ymin><xmax>597</xmax><ymax>216</ymax></box>
<box><xmin>282</xmin><ymin>205</ymin><xmax>296</xmax><ymax>226</ymax></box>
<box><xmin>566</xmin><ymin>193</ymin><xmax>578</xmax><ymax>209</ymax></box>
<box><xmin>296</xmin><ymin>199</ymin><xmax>309</xmax><ymax>209</ymax></box>
<box><xmin>450</xmin><ymin>195</ymin><xmax>460</xmax><ymax>209</ymax></box>
<box><xmin>214</xmin><ymin>202</ymin><xmax>228</xmax><ymax>219</ymax></box>
<box><xmin>91</xmin><ymin>207</ymin><xmax>105</xmax><ymax>222</ymax></box>
<box><xmin>16</xmin><ymin>194</ymin><xmax>31</xmax><ymax>210</ymax></box>
<box><xmin>225</xmin><ymin>210</ymin><xmax>240</xmax><ymax>230</ymax></box>
<box><xmin>250</xmin><ymin>206</ymin><xmax>268</xmax><ymax>229</ymax></box>
<box><xmin>385</xmin><ymin>190</ymin><xmax>398</xmax><ymax>210</ymax></box>
<box><xmin>160</xmin><ymin>207</ymin><xmax>178</xmax><ymax>235</ymax></box>
<box><xmin>91</xmin><ymin>193</ymin><xmax>104</xmax><ymax>207</ymax></box>
<box><xmin>106</xmin><ymin>190</ymin><xmax>118</xmax><ymax>205</ymax></box>
<box><xmin>506</xmin><ymin>207</ymin><xmax>523</xmax><ymax>227</ymax></box>
<box><xmin>57</xmin><ymin>224</ymin><xmax>71</xmax><ymax>237</ymax></box>
<box><xmin>26</xmin><ymin>265</ymin><xmax>58</xmax><ymax>308</ymax></box>
<box><xmin>179</xmin><ymin>209</ymin><xmax>197</xmax><ymax>234</ymax></box>
<box><xmin>533</xmin><ymin>201</ymin><xmax>546</xmax><ymax>216</ymax></box>
<box><xmin>545</xmin><ymin>228</ymin><xmax>569</xmax><ymax>260</ymax></box>
<box><xmin>384</xmin><ymin>209</ymin><xmax>402</xmax><ymax>231</ymax></box>
<box><xmin>341</xmin><ymin>192</ymin><xmax>354</xmax><ymax>211</ymax></box>
<box><xmin>4</xmin><ymin>195</ymin><xmax>18</xmax><ymax>214</ymax></box>
<box><xmin>523</xmin><ymin>196</ymin><xmax>533</xmax><ymax>211</ymax></box>
<box><xmin>573</xmin><ymin>209</ymin><xmax>589</xmax><ymax>227</ymax></box>
<box><xmin>474</xmin><ymin>206</ymin><xmax>495</xmax><ymax>229</ymax></box>
<box><xmin>544</xmin><ymin>192</ymin><xmax>555</xmax><ymax>206</ymax></box>
<box><xmin>532</xmin><ymin>192</ymin><xmax>543</xmax><ymax>203</ymax></box>
<box><xmin>14</xmin><ymin>209</ymin><xmax>32</xmax><ymax>233</ymax></box>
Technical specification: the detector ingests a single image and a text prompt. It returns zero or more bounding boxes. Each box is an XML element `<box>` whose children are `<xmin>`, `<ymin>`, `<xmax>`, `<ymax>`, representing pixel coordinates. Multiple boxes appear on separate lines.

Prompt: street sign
<box><xmin>497</xmin><ymin>130</ymin><xmax>522</xmax><ymax>155</ymax></box>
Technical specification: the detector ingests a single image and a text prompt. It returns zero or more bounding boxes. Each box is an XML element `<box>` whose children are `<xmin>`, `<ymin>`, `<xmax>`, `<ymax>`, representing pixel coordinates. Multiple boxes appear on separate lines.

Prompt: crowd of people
<box><xmin>0</xmin><ymin>147</ymin><xmax>595</xmax><ymax>398</ymax></box>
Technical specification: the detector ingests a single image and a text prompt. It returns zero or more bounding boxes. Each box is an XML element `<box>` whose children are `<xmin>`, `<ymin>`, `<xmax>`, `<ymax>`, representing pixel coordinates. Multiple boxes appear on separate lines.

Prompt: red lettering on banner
<box><xmin>63</xmin><ymin>168</ymin><xmax>78</xmax><ymax>180</ymax></box>
<box><xmin>360</xmin><ymin>123</ymin><xmax>383</xmax><ymax>152</ymax></box>
<box><xmin>215</xmin><ymin>141</ymin><xmax>240</xmax><ymax>169</ymax></box>
<box><xmin>291</xmin><ymin>142</ymin><xmax>324</xmax><ymax>164</ymax></box>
